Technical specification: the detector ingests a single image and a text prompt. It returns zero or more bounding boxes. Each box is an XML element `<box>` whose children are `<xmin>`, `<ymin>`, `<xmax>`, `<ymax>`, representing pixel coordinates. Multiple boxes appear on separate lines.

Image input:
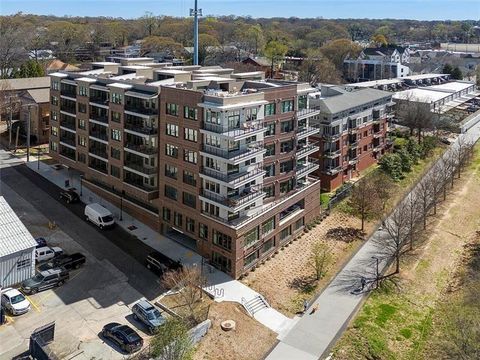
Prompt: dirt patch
<box><xmin>193</xmin><ymin>302</ymin><xmax>277</xmax><ymax>360</ymax></box>
<box><xmin>241</xmin><ymin>211</ymin><xmax>373</xmax><ymax>316</ymax></box>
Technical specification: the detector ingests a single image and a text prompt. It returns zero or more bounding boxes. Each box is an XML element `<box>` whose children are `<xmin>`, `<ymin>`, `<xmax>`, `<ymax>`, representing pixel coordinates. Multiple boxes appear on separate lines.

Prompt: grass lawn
<box><xmin>333</xmin><ymin>144</ymin><xmax>480</xmax><ymax>360</ymax></box>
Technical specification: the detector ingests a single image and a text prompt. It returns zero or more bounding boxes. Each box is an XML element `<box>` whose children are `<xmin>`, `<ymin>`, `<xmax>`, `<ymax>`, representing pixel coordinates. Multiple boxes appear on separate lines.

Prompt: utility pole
<box><xmin>190</xmin><ymin>0</ymin><xmax>202</xmax><ymax>65</ymax></box>
<box><xmin>26</xmin><ymin>106</ymin><xmax>31</xmax><ymax>162</ymax></box>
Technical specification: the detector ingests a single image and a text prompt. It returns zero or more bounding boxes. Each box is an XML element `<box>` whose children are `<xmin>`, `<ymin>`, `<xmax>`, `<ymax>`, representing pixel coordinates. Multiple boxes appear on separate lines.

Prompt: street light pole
<box><xmin>372</xmin><ymin>256</ymin><xmax>379</xmax><ymax>289</ymax></box>
<box><xmin>79</xmin><ymin>175</ymin><xmax>83</xmax><ymax>197</ymax></box>
<box><xmin>37</xmin><ymin>146</ymin><xmax>41</xmax><ymax>170</ymax></box>
<box><xmin>26</xmin><ymin>106</ymin><xmax>31</xmax><ymax>162</ymax></box>
<box><xmin>119</xmin><ymin>190</ymin><xmax>125</xmax><ymax>221</ymax></box>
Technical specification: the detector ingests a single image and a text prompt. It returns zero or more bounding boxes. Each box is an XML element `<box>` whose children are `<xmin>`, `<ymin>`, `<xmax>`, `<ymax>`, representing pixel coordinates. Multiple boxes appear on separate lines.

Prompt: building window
<box><xmin>280</xmin><ymin>140</ymin><xmax>294</xmax><ymax>153</ymax></box>
<box><xmin>51</xmin><ymin>96</ymin><xmax>59</xmax><ymax>106</ymax></box>
<box><xmin>165</xmin><ymin>144</ymin><xmax>179</xmax><ymax>158</ymax></box>
<box><xmin>213</xmin><ymin>230</ymin><xmax>232</xmax><ymax>251</ymax></box>
<box><xmin>110</xmin><ymin>165</ymin><xmax>120</xmax><ymax>178</ymax></box>
<box><xmin>264</xmin><ymin>103</ymin><xmax>275</xmax><ymax>116</ymax></box>
<box><xmin>186</xmin><ymin>217</ymin><xmax>195</xmax><ymax>233</ymax></box>
<box><xmin>174</xmin><ymin>212</ymin><xmax>183</xmax><ymax>227</ymax></box>
<box><xmin>264</xmin><ymin>184</ymin><xmax>275</xmax><ymax>198</ymax></box>
<box><xmin>166</xmin><ymin>123</ymin><xmax>179</xmax><ymax>137</ymax></box>
<box><xmin>16</xmin><ymin>258</ymin><xmax>30</xmax><ymax>270</ymax></box>
<box><xmin>111</xmin><ymin>92</ymin><xmax>122</xmax><ymax>104</ymax></box>
<box><xmin>78</xmin><ymin>136</ymin><xmax>87</xmax><ymax>147</ymax></box>
<box><xmin>280</xmin><ymin>160</ymin><xmax>293</xmax><ymax>173</ymax></box>
<box><xmin>262</xmin><ymin>217</ymin><xmax>275</xmax><ymax>235</ymax></box>
<box><xmin>298</xmin><ymin>95</ymin><xmax>307</xmax><ymax>110</ymax></box>
<box><xmin>183</xmin><ymin>170</ymin><xmax>196</xmax><ymax>186</ymax></box>
<box><xmin>162</xmin><ymin>207</ymin><xmax>171</xmax><ymax>222</ymax></box>
<box><xmin>111</xmin><ymin>147</ymin><xmax>121</xmax><ymax>160</ymax></box>
<box><xmin>77</xmin><ymin>152</ymin><xmax>86</xmax><ymax>163</ymax></box>
<box><xmin>199</xmin><ymin>223</ymin><xmax>208</xmax><ymax>239</ymax></box>
<box><xmin>295</xmin><ymin>217</ymin><xmax>304</xmax><ymax>230</ymax></box>
<box><xmin>78</xmin><ymin>86</ymin><xmax>88</xmax><ymax>97</ymax></box>
<box><xmin>281</xmin><ymin>100</ymin><xmax>294</xmax><ymax>113</ymax></box>
<box><xmin>205</xmin><ymin>180</ymin><xmax>219</xmax><ymax>193</ymax></box>
<box><xmin>212</xmin><ymin>251</ymin><xmax>231</xmax><ymax>272</ymax></box>
<box><xmin>265</xmin><ymin>122</ymin><xmax>275</xmax><ymax>136</ymax></box>
<box><xmin>165</xmin><ymin>164</ymin><xmax>177</xmax><ymax>179</ymax></box>
<box><xmin>264</xmin><ymin>163</ymin><xmax>275</xmax><ymax>177</ymax></box>
<box><xmin>78</xmin><ymin>118</ymin><xmax>86</xmax><ymax>130</ymax></box>
<box><xmin>51</xmin><ymin>126</ymin><xmax>58</xmax><ymax>136</ymax></box>
<box><xmin>244</xmin><ymin>252</ymin><xmax>258</xmax><ymax>267</ymax></box>
<box><xmin>165</xmin><ymin>185</ymin><xmax>178</xmax><ymax>200</ymax></box>
<box><xmin>111</xmin><ymin>129</ymin><xmax>121</xmax><ymax>142</ymax></box>
<box><xmin>263</xmin><ymin>238</ymin><xmax>274</xmax><ymax>253</ymax></box>
<box><xmin>281</xmin><ymin>120</ymin><xmax>294</xmax><ymax>133</ymax></box>
<box><xmin>205</xmin><ymin>110</ymin><xmax>220</xmax><ymax>124</ymax></box>
<box><xmin>280</xmin><ymin>226</ymin><xmax>292</xmax><ymax>241</ymax></box>
<box><xmin>51</xmin><ymin>111</ymin><xmax>58</xmax><ymax>121</ymax></box>
<box><xmin>111</xmin><ymin>111</ymin><xmax>121</xmax><ymax>123</ymax></box>
<box><xmin>203</xmin><ymin>202</ymin><xmax>219</xmax><ymax>217</ymax></box>
<box><xmin>205</xmin><ymin>134</ymin><xmax>221</xmax><ymax>147</ymax></box>
<box><xmin>51</xmin><ymin>80</ymin><xmax>59</xmax><ymax>91</ymax></box>
<box><xmin>49</xmin><ymin>141</ymin><xmax>58</xmax><ymax>152</ymax></box>
<box><xmin>244</xmin><ymin>226</ymin><xmax>259</xmax><ymax>248</ymax></box>
<box><xmin>166</xmin><ymin>103</ymin><xmax>179</xmax><ymax>116</ymax></box>
<box><xmin>280</xmin><ymin>178</ymin><xmax>295</xmax><ymax>194</ymax></box>
<box><xmin>265</xmin><ymin>143</ymin><xmax>275</xmax><ymax>156</ymax></box>
<box><xmin>182</xmin><ymin>192</ymin><xmax>196</xmax><ymax>208</ymax></box>
<box><xmin>78</xmin><ymin>103</ymin><xmax>87</xmax><ymax>113</ymax></box>
<box><xmin>184</xmin><ymin>106</ymin><xmax>198</xmax><ymax>120</ymax></box>
<box><xmin>184</xmin><ymin>149</ymin><xmax>197</xmax><ymax>164</ymax></box>
<box><xmin>184</xmin><ymin>128</ymin><xmax>198</xmax><ymax>142</ymax></box>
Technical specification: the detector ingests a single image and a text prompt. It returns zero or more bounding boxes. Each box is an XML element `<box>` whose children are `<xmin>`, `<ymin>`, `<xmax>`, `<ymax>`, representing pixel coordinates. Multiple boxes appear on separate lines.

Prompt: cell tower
<box><xmin>190</xmin><ymin>0</ymin><xmax>202</xmax><ymax>65</ymax></box>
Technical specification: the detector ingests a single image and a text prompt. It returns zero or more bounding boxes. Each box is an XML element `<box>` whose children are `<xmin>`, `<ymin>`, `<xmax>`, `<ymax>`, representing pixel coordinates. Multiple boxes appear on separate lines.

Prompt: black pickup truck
<box><xmin>38</xmin><ymin>253</ymin><xmax>86</xmax><ymax>272</ymax></box>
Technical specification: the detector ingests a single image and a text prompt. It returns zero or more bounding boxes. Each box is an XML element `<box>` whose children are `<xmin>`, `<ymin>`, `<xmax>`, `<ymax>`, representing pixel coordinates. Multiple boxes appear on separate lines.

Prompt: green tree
<box><xmin>150</xmin><ymin>318</ymin><xmax>194</xmax><ymax>360</ymax></box>
<box><xmin>379</xmin><ymin>153</ymin><xmax>403</xmax><ymax>181</ymax></box>
<box><xmin>13</xmin><ymin>60</ymin><xmax>45</xmax><ymax>78</ymax></box>
<box><xmin>398</xmin><ymin>148</ymin><xmax>413</xmax><ymax>173</ymax></box>
<box><xmin>476</xmin><ymin>65</ymin><xmax>480</xmax><ymax>87</ymax></box>
<box><xmin>442</xmin><ymin>63</ymin><xmax>454</xmax><ymax>75</ymax></box>
<box><xmin>320</xmin><ymin>39</ymin><xmax>362</xmax><ymax>71</ymax></box>
<box><xmin>198</xmin><ymin>33</ymin><xmax>220</xmax><ymax>65</ymax></box>
<box><xmin>451</xmin><ymin>66</ymin><xmax>463</xmax><ymax>80</ymax></box>
<box><xmin>264</xmin><ymin>40</ymin><xmax>288</xmax><ymax>78</ymax></box>
<box><xmin>405</xmin><ymin>137</ymin><xmax>420</xmax><ymax>164</ymax></box>
<box><xmin>141</xmin><ymin>36</ymin><xmax>184</xmax><ymax>57</ymax></box>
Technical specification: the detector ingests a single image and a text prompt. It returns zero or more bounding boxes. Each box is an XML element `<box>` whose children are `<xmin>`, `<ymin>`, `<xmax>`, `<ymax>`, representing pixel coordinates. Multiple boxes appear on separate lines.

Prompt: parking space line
<box><xmin>26</xmin><ymin>295</ymin><xmax>41</xmax><ymax>312</ymax></box>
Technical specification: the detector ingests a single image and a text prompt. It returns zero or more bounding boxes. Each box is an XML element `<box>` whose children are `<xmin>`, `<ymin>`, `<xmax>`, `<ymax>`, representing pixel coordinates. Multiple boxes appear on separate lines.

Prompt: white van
<box><xmin>35</xmin><ymin>246</ymin><xmax>63</xmax><ymax>263</ymax></box>
<box><xmin>84</xmin><ymin>203</ymin><xmax>115</xmax><ymax>229</ymax></box>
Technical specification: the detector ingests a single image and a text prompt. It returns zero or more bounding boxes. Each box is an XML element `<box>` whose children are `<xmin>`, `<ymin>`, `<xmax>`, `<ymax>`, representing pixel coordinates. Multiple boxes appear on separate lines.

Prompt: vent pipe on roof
<box><xmin>190</xmin><ymin>0</ymin><xmax>202</xmax><ymax>66</ymax></box>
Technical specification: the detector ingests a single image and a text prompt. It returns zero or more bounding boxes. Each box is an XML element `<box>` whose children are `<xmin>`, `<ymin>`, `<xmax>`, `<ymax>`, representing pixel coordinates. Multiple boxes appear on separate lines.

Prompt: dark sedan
<box><xmin>59</xmin><ymin>189</ymin><xmax>80</xmax><ymax>203</ymax></box>
<box><xmin>38</xmin><ymin>253</ymin><xmax>86</xmax><ymax>272</ymax></box>
<box><xmin>101</xmin><ymin>322</ymin><xmax>143</xmax><ymax>353</ymax></box>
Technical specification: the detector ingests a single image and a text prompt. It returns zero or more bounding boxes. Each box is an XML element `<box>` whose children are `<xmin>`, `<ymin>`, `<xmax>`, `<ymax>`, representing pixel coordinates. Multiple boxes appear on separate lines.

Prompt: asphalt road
<box><xmin>0</xmin><ymin>154</ymin><xmax>164</xmax><ymax>300</ymax></box>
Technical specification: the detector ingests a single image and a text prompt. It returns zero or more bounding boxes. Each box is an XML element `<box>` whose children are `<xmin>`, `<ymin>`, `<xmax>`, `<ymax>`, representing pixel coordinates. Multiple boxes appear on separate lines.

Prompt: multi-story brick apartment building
<box><xmin>310</xmin><ymin>85</ymin><xmax>394</xmax><ymax>191</ymax></box>
<box><xmin>48</xmin><ymin>60</ymin><xmax>321</xmax><ymax>278</ymax></box>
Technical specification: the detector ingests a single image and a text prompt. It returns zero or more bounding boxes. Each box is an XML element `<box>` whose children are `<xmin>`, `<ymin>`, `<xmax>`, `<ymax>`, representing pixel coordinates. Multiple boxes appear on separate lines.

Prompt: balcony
<box><xmin>60</xmin><ymin>88</ymin><xmax>76</xmax><ymax>98</ymax></box>
<box><xmin>297</xmin><ymin>125</ymin><xmax>320</xmax><ymax>140</ymax></box>
<box><xmin>323</xmin><ymin>148</ymin><xmax>341</xmax><ymax>158</ymax></box>
<box><xmin>89</xmin><ymin>94</ymin><xmax>109</xmax><ymax>106</ymax></box>
<box><xmin>200</xmin><ymin>186</ymin><xmax>265</xmax><ymax>211</ymax></box>
<box><xmin>89</xmin><ymin>146</ymin><xmax>108</xmax><ymax>160</ymax></box>
<box><xmin>296</xmin><ymin>142</ymin><xmax>319</xmax><ymax>158</ymax></box>
<box><xmin>348</xmin><ymin>157</ymin><xmax>358</xmax><ymax>165</ymax></box>
<box><xmin>124</xmin><ymin>177</ymin><xmax>158</xmax><ymax>193</ymax></box>
<box><xmin>124</xmin><ymin>143</ymin><xmax>157</xmax><ymax>156</ymax></box>
<box><xmin>321</xmin><ymin>165</ymin><xmax>342</xmax><ymax>175</ymax></box>
<box><xmin>201</xmin><ymin>142</ymin><xmax>265</xmax><ymax>163</ymax></box>
<box><xmin>89</xmin><ymin>128</ymin><xmax>108</xmax><ymax>141</ymax></box>
<box><xmin>88</xmin><ymin>158</ymin><xmax>108</xmax><ymax>174</ymax></box>
<box><xmin>296</xmin><ymin>158</ymin><xmax>320</xmax><ymax>178</ymax></box>
<box><xmin>59</xmin><ymin>136</ymin><xmax>75</xmax><ymax>147</ymax></box>
<box><xmin>60</xmin><ymin>118</ymin><xmax>76</xmax><ymax>131</ymax></box>
<box><xmin>322</xmin><ymin>132</ymin><xmax>341</xmax><ymax>141</ymax></box>
<box><xmin>202</xmin><ymin>121</ymin><xmax>264</xmax><ymax>139</ymax></box>
<box><xmin>296</xmin><ymin>107</ymin><xmax>320</xmax><ymax>120</ymax></box>
<box><xmin>60</xmin><ymin>104</ymin><xmax>76</xmax><ymax>115</ymax></box>
<box><xmin>124</xmin><ymin>161</ymin><xmax>158</xmax><ymax>176</ymax></box>
<box><xmin>124</xmin><ymin>122</ymin><xmax>158</xmax><ymax>136</ymax></box>
<box><xmin>125</xmin><ymin>103</ymin><xmax>158</xmax><ymax>116</ymax></box>
<box><xmin>90</xmin><ymin>112</ymin><xmax>108</xmax><ymax>124</ymax></box>
<box><xmin>200</xmin><ymin>166</ymin><xmax>265</xmax><ymax>187</ymax></box>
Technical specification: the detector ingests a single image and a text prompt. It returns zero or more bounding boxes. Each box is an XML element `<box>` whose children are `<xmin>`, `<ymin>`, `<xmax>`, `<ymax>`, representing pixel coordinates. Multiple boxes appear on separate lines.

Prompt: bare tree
<box><xmin>382</xmin><ymin>201</ymin><xmax>411</xmax><ymax>274</ymax></box>
<box><xmin>396</xmin><ymin>94</ymin><xmax>434</xmax><ymax>142</ymax></box>
<box><xmin>416</xmin><ymin>178</ymin><xmax>433</xmax><ymax>230</ymax></box>
<box><xmin>349</xmin><ymin>176</ymin><xmax>382</xmax><ymax>231</ymax></box>
<box><xmin>405</xmin><ymin>191</ymin><xmax>421</xmax><ymax>250</ymax></box>
<box><xmin>162</xmin><ymin>266</ymin><xmax>206</xmax><ymax>324</ymax></box>
<box><xmin>309</xmin><ymin>242</ymin><xmax>333</xmax><ymax>280</ymax></box>
<box><xmin>426</xmin><ymin>163</ymin><xmax>444</xmax><ymax>215</ymax></box>
<box><xmin>372</xmin><ymin>172</ymin><xmax>394</xmax><ymax>211</ymax></box>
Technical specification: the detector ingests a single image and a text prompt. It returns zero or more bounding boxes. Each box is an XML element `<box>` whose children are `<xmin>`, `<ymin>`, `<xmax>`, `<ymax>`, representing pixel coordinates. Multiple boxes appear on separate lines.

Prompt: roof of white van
<box><xmin>86</xmin><ymin>203</ymin><xmax>112</xmax><ymax>217</ymax></box>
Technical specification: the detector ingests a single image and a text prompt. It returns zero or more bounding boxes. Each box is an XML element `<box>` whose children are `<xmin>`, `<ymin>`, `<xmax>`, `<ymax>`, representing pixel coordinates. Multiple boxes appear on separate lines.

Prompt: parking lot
<box><xmin>0</xmin><ymin>162</ymin><xmax>166</xmax><ymax>359</ymax></box>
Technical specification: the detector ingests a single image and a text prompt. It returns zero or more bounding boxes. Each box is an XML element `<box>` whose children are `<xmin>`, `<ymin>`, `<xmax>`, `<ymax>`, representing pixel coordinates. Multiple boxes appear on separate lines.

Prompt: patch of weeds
<box><xmin>416</xmin><ymin>259</ymin><xmax>430</xmax><ymax>272</ymax></box>
<box><xmin>400</xmin><ymin>327</ymin><xmax>413</xmax><ymax>339</ymax></box>
<box><xmin>374</xmin><ymin>303</ymin><xmax>397</xmax><ymax>327</ymax></box>
<box><xmin>367</xmin><ymin>332</ymin><xmax>395</xmax><ymax>360</ymax></box>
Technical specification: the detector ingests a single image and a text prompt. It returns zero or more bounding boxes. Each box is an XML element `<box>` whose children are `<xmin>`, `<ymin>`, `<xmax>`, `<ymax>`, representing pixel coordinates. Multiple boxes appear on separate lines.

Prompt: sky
<box><xmin>1</xmin><ymin>0</ymin><xmax>479</xmax><ymax>20</ymax></box>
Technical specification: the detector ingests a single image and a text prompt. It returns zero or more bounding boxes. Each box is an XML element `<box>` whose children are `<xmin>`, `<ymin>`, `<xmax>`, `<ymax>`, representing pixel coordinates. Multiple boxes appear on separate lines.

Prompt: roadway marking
<box><xmin>38</xmin><ymin>269</ymin><xmax>84</xmax><ymax>303</ymax></box>
<box><xmin>25</xmin><ymin>295</ymin><xmax>41</xmax><ymax>313</ymax></box>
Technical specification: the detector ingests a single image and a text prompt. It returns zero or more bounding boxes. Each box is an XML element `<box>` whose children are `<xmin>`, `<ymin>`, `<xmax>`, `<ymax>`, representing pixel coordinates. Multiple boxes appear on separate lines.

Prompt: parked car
<box><xmin>84</xmin><ymin>203</ymin><xmax>115</xmax><ymax>229</ymax></box>
<box><xmin>1</xmin><ymin>288</ymin><xmax>31</xmax><ymax>315</ymax></box>
<box><xmin>35</xmin><ymin>246</ymin><xmax>63</xmax><ymax>263</ymax></box>
<box><xmin>145</xmin><ymin>251</ymin><xmax>182</xmax><ymax>276</ymax></box>
<box><xmin>38</xmin><ymin>253</ymin><xmax>86</xmax><ymax>272</ymax></box>
<box><xmin>35</xmin><ymin>237</ymin><xmax>47</xmax><ymax>248</ymax></box>
<box><xmin>132</xmin><ymin>300</ymin><xmax>165</xmax><ymax>334</ymax></box>
<box><xmin>60</xmin><ymin>189</ymin><xmax>80</xmax><ymax>203</ymax></box>
<box><xmin>21</xmin><ymin>268</ymin><xmax>69</xmax><ymax>294</ymax></box>
<box><xmin>101</xmin><ymin>323</ymin><xmax>143</xmax><ymax>353</ymax></box>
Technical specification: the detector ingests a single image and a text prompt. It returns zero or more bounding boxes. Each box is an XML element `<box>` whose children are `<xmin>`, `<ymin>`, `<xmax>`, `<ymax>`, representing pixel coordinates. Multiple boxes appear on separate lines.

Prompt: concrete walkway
<box><xmin>266</xmin><ymin>116</ymin><xmax>480</xmax><ymax>360</ymax></box>
<box><xmin>17</xmin><ymin>157</ymin><xmax>292</xmax><ymax>334</ymax></box>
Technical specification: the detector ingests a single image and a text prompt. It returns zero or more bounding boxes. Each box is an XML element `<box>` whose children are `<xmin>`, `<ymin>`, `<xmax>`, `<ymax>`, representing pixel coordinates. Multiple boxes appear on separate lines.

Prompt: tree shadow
<box><xmin>288</xmin><ymin>275</ymin><xmax>318</xmax><ymax>294</ymax></box>
<box><xmin>326</xmin><ymin>226</ymin><xmax>366</xmax><ymax>243</ymax></box>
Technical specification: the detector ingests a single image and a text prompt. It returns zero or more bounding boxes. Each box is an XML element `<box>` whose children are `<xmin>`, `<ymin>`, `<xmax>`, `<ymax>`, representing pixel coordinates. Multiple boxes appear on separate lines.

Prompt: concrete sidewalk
<box><xmin>19</xmin><ymin>157</ymin><xmax>292</xmax><ymax>334</ymax></box>
<box><xmin>266</xmin><ymin>116</ymin><xmax>480</xmax><ymax>359</ymax></box>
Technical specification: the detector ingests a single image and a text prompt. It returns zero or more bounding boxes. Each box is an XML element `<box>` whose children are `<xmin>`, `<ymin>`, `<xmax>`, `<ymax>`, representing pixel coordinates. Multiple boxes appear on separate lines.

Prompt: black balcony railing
<box><xmin>124</xmin><ymin>122</ymin><xmax>158</xmax><ymax>135</ymax></box>
<box><xmin>61</xmin><ymin>105</ymin><xmax>76</xmax><ymax>114</ymax></box>
<box><xmin>200</xmin><ymin>166</ymin><xmax>265</xmax><ymax>185</ymax></box>
<box><xmin>89</xmin><ymin>147</ymin><xmax>108</xmax><ymax>159</ymax></box>
<box><xmin>61</xmin><ymin>119</ymin><xmax>76</xmax><ymax>131</ymax></box>
<box><xmin>89</xmin><ymin>94</ymin><xmax>109</xmax><ymax>105</ymax></box>
<box><xmin>61</xmin><ymin>87</ymin><xmax>77</xmax><ymax>98</ymax></box>
<box><xmin>89</xmin><ymin>130</ymin><xmax>108</xmax><ymax>141</ymax></box>
<box><xmin>125</xmin><ymin>103</ymin><xmax>158</xmax><ymax>116</ymax></box>
<box><xmin>296</xmin><ymin>158</ymin><xmax>319</xmax><ymax>177</ymax></box>
<box><xmin>90</xmin><ymin>113</ymin><xmax>108</xmax><ymax>124</ymax></box>
<box><xmin>202</xmin><ymin>142</ymin><xmax>264</xmax><ymax>161</ymax></box>
<box><xmin>60</xmin><ymin>136</ymin><xmax>75</xmax><ymax>147</ymax></box>
<box><xmin>201</xmin><ymin>186</ymin><xmax>264</xmax><ymax>209</ymax></box>
<box><xmin>296</xmin><ymin>142</ymin><xmax>319</xmax><ymax>157</ymax></box>
<box><xmin>297</xmin><ymin>124</ymin><xmax>320</xmax><ymax>138</ymax></box>
<box><xmin>124</xmin><ymin>143</ymin><xmax>158</xmax><ymax>155</ymax></box>
<box><xmin>124</xmin><ymin>161</ymin><xmax>158</xmax><ymax>175</ymax></box>
<box><xmin>296</xmin><ymin>107</ymin><xmax>320</xmax><ymax>119</ymax></box>
<box><xmin>203</xmin><ymin>121</ymin><xmax>264</xmax><ymax>137</ymax></box>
